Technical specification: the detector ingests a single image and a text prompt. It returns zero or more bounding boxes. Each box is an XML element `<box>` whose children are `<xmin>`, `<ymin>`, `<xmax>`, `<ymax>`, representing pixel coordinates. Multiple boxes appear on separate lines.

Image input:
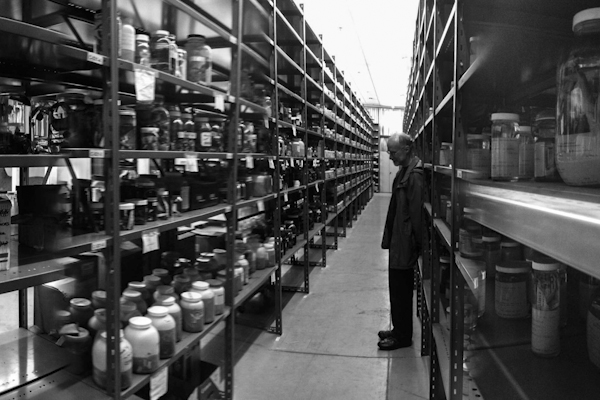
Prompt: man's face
<box><xmin>388</xmin><ymin>144</ymin><xmax>409</xmax><ymax>166</ymax></box>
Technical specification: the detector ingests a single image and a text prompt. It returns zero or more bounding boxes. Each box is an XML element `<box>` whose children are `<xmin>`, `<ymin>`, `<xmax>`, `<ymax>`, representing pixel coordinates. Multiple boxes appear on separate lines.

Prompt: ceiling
<box><xmin>297</xmin><ymin>0</ymin><xmax>419</xmax><ymax>108</ymax></box>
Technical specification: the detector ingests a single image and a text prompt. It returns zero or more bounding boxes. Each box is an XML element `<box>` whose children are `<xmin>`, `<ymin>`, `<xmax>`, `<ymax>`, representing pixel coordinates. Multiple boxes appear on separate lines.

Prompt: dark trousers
<box><xmin>389</xmin><ymin>268</ymin><xmax>415</xmax><ymax>340</ymax></box>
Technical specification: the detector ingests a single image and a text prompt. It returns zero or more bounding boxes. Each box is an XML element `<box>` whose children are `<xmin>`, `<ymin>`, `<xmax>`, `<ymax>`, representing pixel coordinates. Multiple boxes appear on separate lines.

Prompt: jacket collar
<box><xmin>397</xmin><ymin>157</ymin><xmax>423</xmax><ymax>185</ymax></box>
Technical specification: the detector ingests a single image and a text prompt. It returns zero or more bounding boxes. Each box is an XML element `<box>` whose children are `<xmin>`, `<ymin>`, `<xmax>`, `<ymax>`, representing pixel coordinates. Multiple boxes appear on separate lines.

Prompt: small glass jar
<box><xmin>91</xmin><ymin>290</ymin><xmax>107</xmax><ymax>309</ymax></box>
<box><xmin>491</xmin><ymin>113</ymin><xmax>520</xmax><ymax>181</ymax></box>
<box><xmin>533</xmin><ymin>109</ymin><xmax>560</xmax><ymax>181</ymax></box>
<box><xmin>150</xmin><ymin>30</ymin><xmax>171</xmax><ymax>73</ymax></box>
<box><xmin>119</xmin><ymin>109</ymin><xmax>137</xmax><ymax>150</ymax></box>
<box><xmin>459</xmin><ymin>216</ymin><xmax>482</xmax><ymax>259</ymax></box>
<box><xmin>90</xmin><ymin>202</ymin><xmax>105</xmax><ymax>231</ymax></box>
<box><xmin>69</xmin><ymin>298</ymin><xmax>94</xmax><ymax>330</ymax></box>
<box><xmin>233</xmin><ymin>267</ymin><xmax>243</xmax><ymax>295</ymax></box>
<box><xmin>143</xmin><ymin>274</ymin><xmax>161</xmax><ymax>296</ymax></box>
<box><xmin>120</xmin><ymin>300</ymin><xmax>141</xmax><ymax>327</ymax></box>
<box><xmin>135</xmin><ymin>34</ymin><xmax>151</xmax><ymax>66</ymax></box>
<box><xmin>518</xmin><ymin>125</ymin><xmax>535</xmax><ymax>180</ymax></box>
<box><xmin>195</xmin><ymin>116</ymin><xmax>212</xmax><ymax>152</ymax></box>
<box><xmin>213</xmin><ymin>249</ymin><xmax>227</xmax><ymax>269</ymax></box>
<box><xmin>482</xmin><ymin>233</ymin><xmax>502</xmax><ymax>280</ymax></box>
<box><xmin>185</xmin><ymin>34</ymin><xmax>212</xmax><ymax>85</ymax></box>
<box><xmin>122</xmin><ymin>289</ymin><xmax>147</xmax><ymax>315</ymax></box>
<box><xmin>531</xmin><ymin>258</ymin><xmax>561</xmax><ymax>357</ymax></box>
<box><xmin>264</xmin><ymin>242</ymin><xmax>276</xmax><ymax>267</ymax></box>
<box><xmin>132</xmin><ymin>198</ymin><xmax>148</xmax><ymax>225</ymax></box>
<box><xmin>467</xmin><ymin>134</ymin><xmax>491</xmax><ymax>177</ymax></box>
<box><xmin>140</xmin><ymin>127</ymin><xmax>159</xmax><ymax>150</ymax></box>
<box><xmin>147</xmin><ymin>306</ymin><xmax>176</xmax><ymax>359</ymax></box>
<box><xmin>495</xmin><ymin>261</ymin><xmax>531</xmax><ymax>319</ymax></box>
<box><xmin>119</xmin><ymin>202</ymin><xmax>135</xmax><ymax>230</ymax></box>
<box><xmin>501</xmin><ymin>239</ymin><xmax>523</xmax><ymax>261</ymax></box>
<box><xmin>127</xmin><ymin>281</ymin><xmax>151</xmax><ymax>307</ymax></box>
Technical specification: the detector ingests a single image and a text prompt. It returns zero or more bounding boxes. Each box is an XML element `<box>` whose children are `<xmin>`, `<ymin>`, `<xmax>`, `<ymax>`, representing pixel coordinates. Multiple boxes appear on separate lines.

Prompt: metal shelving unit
<box><xmin>405</xmin><ymin>0</ymin><xmax>600</xmax><ymax>399</ymax></box>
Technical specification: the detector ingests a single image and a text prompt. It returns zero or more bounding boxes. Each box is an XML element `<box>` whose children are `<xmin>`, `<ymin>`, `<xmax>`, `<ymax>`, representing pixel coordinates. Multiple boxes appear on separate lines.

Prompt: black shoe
<box><xmin>378</xmin><ymin>330</ymin><xmax>394</xmax><ymax>340</ymax></box>
<box><xmin>378</xmin><ymin>336</ymin><xmax>412</xmax><ymax>350</ymax></box>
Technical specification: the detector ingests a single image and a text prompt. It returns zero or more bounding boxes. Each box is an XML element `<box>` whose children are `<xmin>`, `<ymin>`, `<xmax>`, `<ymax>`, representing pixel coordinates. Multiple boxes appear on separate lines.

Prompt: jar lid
<box><xmin>181</xmin><ymin>291</ymin><xmax>202</xmax><ymax>303</ymax></box>
<box><xmin>153</xmin><ymin>268</ymin><xmax>169</xmax><ymax>276</ymax></box>
<box><xmin>192</xmin><ymin>281</ymin><xmax>209</xmax><ymax>291</ymax></box>
<box><xmin>134</xmin><ymin>199</ymin><xmax>148</xmax><ymax>206</ymax></box>
<box><xmin>92</xmin><ymin>290</ymin><xmax>106</xmax><ymax>300</ymax></box>
<box><xmin>207</xmin><ymin>279</ymin><xmax>223</xmax><ymax>288</ymax></box>
<box><xmin>535</xmin><ymin>109</ymin><xmax>555</xmax><ymax>122</ymax></box>
<box><xmin>496</xmin><ymin>261</ymin><xmax>531</xmax><ymax>274</ymax></box>
<box><xmin>147</xmin><ymin>306</ymin><xmax>168</xmax><ymax>317</ymax></box>
<box><xmin>56</xmin><ymin>310</ymin><xmax>72</xmax><ymax>320</ymax></box>
<box><xmin>174</xmin><ymin>275</ymin><xmax>190</xmax><ymax>283</ymax></box>
<box><xmin>155</xmin><ymin>295</ymin><xmax>176</xmax><ymax>306</ymax></box>
<box><xmin>120</xmin><ymin>300</ymin><xmax>137</xmax><ymax>312</ymax></box>
<box><xmin>532</xmin><ymin>258</ymin><xmax>561</xmax><ymax>271</ymax></box>
<box><xmin>213</xmin><ymin>249</ymin><xmax>226</xmax><ymax>255</ymax></box>
<box><xmin>119</xmin><ymin>202</ymin><xmax>134</xmax><ymax>210</ymax></box>
<box><xmin>501</xmin><ymin>241</ymin><xmax>520</xmax><ymax>248</ymax></box>
<box><xmin>154</xmin><ymin>29</ymin><xmax>170</xmax><ymax>36</ymax></box>
<box><xmin>128</xmin><ymin>281</ymin><xmax>146</xmax><ymax>290</ymax></box>
<box><xmin>144</xmin><ymin>274</ymin><xmax>161</xmax><ymax>284</ymax></box>
<box><xmin>157</xmin><ymin>285</ymin><xmax>175</xmax><ymax>294</ymax></box>
<box><xmin>519</xmin><ymin>125</ymin><xmax>532</xmax><ymax>134</ymax></box>
<box><xmin>482</xmin><ymin>234</ymin><xmax>501</xmax><ymax>243</ymax></box>
<box><xmin>439</xmin><ymin>256</ymin><xmax>451</xmax><ymax>264</ymax></box>
<box><xmin>491</xmin><ymin>113</ymin><xmax>519</xmax><ymax>122</ymax></box>
<box><xmin>216</xmin><ymin>270</ymin><xmax>227</xmax><ymax>278</ymax></box>
<box><xmin>136</xmin><ymin>34</ymin><xmax>149</xmax><ymax>41</ymax></box>
<box><xmin>187</xmin><ymin>34</ymin><xmax>206</xmax><ymax>39</ymax></box>
<box><xmin>70</xmin><ymin>298</ymin><xmax>91</xmax><ymax>308</ymax></box>
<box><xmin>119</xmin><ymin>109</ymin><xmax>136</xmax><ymax>116</ymax></box>
<box><xmin>129</xmin><ymin>316</ymin><xmax>152</xmax><ymax>329</ymax></box>
<box><xmin>140</xmin><ymin>127</ymin><xmax>159</xmax><ymax>134</ymax></box>
<box><xmin>573</xmin><ymin>8</ymin><xmax>600</xmax><ymax>31</ymax></box>
<box><xmin>122</xmin><ymin>289</ymin><xmax>141</xmax><ymax>299</ymax></box>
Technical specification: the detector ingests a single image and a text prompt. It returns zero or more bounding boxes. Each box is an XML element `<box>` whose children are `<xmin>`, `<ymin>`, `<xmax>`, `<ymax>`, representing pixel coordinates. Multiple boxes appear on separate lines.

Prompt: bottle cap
<box><xmin>128</xmin><ymin>316</ymin><xmax>152</xmax><ymax>329</ymax></box>
<box><xmin>181</xmin><ymin>292</ymin><xmax>202</xmax><ymax>303</ymax></box>
<box><xmin>147</xmin><ymin>306</ymin><xmax>169</xmax><ymax>317</ymax></box>
<box><xmin>192</xmin><ymin>281</ymin><xmax>210</xmax><ymax>291</ymax></box>
<box><xmin>491</xmin><ymin>113</ymin><xmax>519</xmax><ymax>122</ymax></box>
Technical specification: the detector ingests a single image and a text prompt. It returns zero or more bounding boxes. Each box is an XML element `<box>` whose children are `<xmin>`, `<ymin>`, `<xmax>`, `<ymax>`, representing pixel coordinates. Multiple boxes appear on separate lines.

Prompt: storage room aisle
<box><xmin>204</xmin><ymin>193</ymin><xmax>429</xmax><ymax>399</ymax></box>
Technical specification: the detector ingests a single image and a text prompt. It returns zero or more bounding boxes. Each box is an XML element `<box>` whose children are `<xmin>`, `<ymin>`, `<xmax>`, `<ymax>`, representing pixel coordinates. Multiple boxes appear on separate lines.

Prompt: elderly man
<box><xmin>378</xmin><ymin>132</ymin><xmax>425</xmax><ymax>350</ymax></box>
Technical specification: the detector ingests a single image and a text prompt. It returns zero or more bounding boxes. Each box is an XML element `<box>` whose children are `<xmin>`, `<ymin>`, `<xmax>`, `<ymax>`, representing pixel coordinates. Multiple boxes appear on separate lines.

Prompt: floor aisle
<box><xmin>205</xmin><ymin>193</ymin><xmax>429</xmax><ymax>399</ymax></box>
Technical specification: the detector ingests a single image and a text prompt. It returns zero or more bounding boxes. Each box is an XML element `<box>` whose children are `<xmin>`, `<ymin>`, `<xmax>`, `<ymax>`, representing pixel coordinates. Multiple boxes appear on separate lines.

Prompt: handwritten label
<box><xmin>87</xmin><ymin>52</ymin><xmax>104</xmax><ymax>65</ymax></box>
<box><xmin>89</xmin><ymin>149</ymin><xmax>105</xmax><ymax>158</ymax></box>
<box><xmin>142</xmin><ymin>229</ymin><xmax>160</xmax><ymax>254</ymax></box>
<box><xmin>134</xmin><ymin>67</ymin><xmax>156</xmax><ymax>102</ymax></box>
<box><xmin>283</xmin><ymin>193</ymin><xmax>288</xmax><ymax>202</ymax></box>
<box><xmin>457</xmin><ymin>170</ymin><xmax>463</xmax><ymax>179</ymax></box>
<box><xmin>185</xmin><ymin>153</ymin><xmax>198</xmax><ymax>172</ymax></box>
<box><xmin>150</xmin><ymin>368</ymin><xmax>168</xmax><ymax>400</ymax></box>
<box><xmin>246</xmin><ymin>155</ymin><xmax>254</xmax><ymax>169</ymax></box>
<box><xmin>292</xmin><ymin>124</ymin><xmax>297</xmax><ymax>136</ymax></box>
<box><xmin>257</xmin><ymin>200</ymin><xmax>265</xmax><ymax>212</ymax></box>
<box><xmin>268</xmin><ymin>158</ymin><xmax>275</xmax><ymax>169</ymax></box>
<box><xmin>91</xmin><ymin>240</ymin><xmax>107</xmax><ymax>252</ymax></box>
<box><xmin>214</xmin><ymin>94</ymin><xmax>225</xmax><ymax>112</ymax></box>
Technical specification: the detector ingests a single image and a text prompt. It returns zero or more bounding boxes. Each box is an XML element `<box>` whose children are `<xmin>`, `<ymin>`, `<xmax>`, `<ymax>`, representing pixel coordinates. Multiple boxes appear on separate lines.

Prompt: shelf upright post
<box><xmin>98</xmin><ymin>0</ymin><xmax>123</xmax><ymax>396</ymax></box>
<box><xmin>318</xmin><ymin>34</ymin><xmax>327</xmax><ymax>267</ymax></box>
<box><xmin>332</xmin><ymin>56</ymin><xmax>340</xmax><ymax>246</ymax></box>
<box><xmin>225</xmin><ymin>0</ymin><xmax>245</xmax><ymax>397</ymax></box>
<box><xmin>299</xmin><ymin>4</ymin><xmax>309</xmax><ymax>293</ymax></box>
<box><xmin>270</xmin><ymin>0</ymin><xmax>283</xmax><ymax>336</ymax></box>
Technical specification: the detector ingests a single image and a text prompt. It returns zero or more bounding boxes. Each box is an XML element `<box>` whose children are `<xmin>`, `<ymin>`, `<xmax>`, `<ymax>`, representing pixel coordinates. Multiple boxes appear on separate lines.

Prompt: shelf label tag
<box><xmin>257</xmin><ymin>200</ymin><xmax>265</xmax><ymax>212</ymax></box>
<box><xmin>457</xmin><ymin>170</ymin><xmax>463</xmax><ymax>179</ymax></box>
<box><xmin>150</xmin><ymin>368</ymin><xmax>168</xmax><ymax>400</ymax></box>
<box><xmin>299</xmin><ymin>160</ymin><xmax>304</xmax><ymax>168</ymax></box>
<box><xmin>315</xmin><ymin>184</ymin><xmax>319</xmax><ymax>193</ymax></box>
<box><xmin>89</xmin><ymin>149</ymin><xmax>105</xmax><ymax>158</ymax></box>
<box><xmin>142</xmin><ymin>229</ymin><xmax>160</xmax><ymax>254</ymax></box>
<box><xmin>268</xmin><ymin>157</ymin><xmax>275</xmax><ymax>169</ymax></box>
<box><xmin>313</xmin><ymin>159</ymin><xmax>318</xmax><ymax>167</ymax></box>
<box><xmin>91</xmin><ymin>240</ymin><xmax>107</xmax><ymax>252</ymax></box>
<box><xmin>185</xmin><ymin>153</ymin><xmax>199</xmax><ymax>172</ymax></box>
<box><xmin>246</xmin><ymin>154</ymin><xmax>254</xmax><ymax>169</ymax></box>
<box><xmin>87</xmin><ymin>52</ymin><xmax>104</xmax><ymax>65</ymax></box>
<box><xmin>264</xmin><ymin>116</ymin><xmax>269</xmax><ymax>128</ymax></box>
<box><xmin>214</xmin><ymin>94</ymin><xmax>225</xmax><ymax>112</ymax></box>
<box><xmin>134</xmin><ymin>67</ymin><xmax>156</xmax><ymax>102</ymax></box>
<box><xmin>292</xmin><ymin>124</ymin><xmax>297</xmax><ymax>136</ymax></box>
<box><xmin>283</xmin><ymin>192</ymin><xmax>289</xmax><ymax>202</ymax></box>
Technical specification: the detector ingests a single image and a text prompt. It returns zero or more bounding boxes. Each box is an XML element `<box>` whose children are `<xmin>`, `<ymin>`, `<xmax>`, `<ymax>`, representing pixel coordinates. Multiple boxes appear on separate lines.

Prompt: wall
<box><xmin>366</xmin><ymin>106</ymin><xmax>404</xmax><ymax>192</ymax></box>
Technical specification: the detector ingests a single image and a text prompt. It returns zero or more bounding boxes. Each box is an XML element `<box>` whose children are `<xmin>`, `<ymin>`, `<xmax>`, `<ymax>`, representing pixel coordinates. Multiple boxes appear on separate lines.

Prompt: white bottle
<box><xmin>92</xmin><ymin>329</ymin><xmax>132</xmax><ymax>390</ymax></box>
<box><xmin>180</xmin><ymin>292</ymin><xmax>204</xmax><ymax>332</ymax></box>
<box><xmin>208</xmin><ymin>280</ymin><xmax>225</xmax><ymax>315</ymax></box>
<box><xmin>147</xmin><ymin>306</ymin><xmax>176</xmax><ymax>359</ymax></box>
<box><xmin>154</xmin><ymin>295</ymin><xmax>182</xmax><ymax>342</ymax></box>
<box><xmin>191</xmin><ymin>281</ymin><xmax>215</xmax><ymax>323</ymax></box>
<box><xmin>121</xmin><ymin>18</ymin><xmax>136</xmax><ymax>62</ymax></box>
<box><xmin>124</xmin><ymin>316</ymin><xmax>160</xmax><ymax>374</ymax></box>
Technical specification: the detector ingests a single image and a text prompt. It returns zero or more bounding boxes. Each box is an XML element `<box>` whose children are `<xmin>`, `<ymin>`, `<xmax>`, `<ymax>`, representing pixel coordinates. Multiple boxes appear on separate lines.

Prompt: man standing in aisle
<box><xmin>378</xmin><ymin>132</ymin><xmax>425</xmax><ymax>350</ymax></box>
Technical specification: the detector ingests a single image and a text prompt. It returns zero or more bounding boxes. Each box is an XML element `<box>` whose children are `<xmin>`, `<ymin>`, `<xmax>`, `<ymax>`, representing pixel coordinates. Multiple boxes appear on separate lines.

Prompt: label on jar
<box><xmin>556</xmin><ymin>132</ymin><xmax>600</xmax><ymax>185</ymax></box>
<box><xmin>187</xmin><ymin>131</ymin><xmax>197</xmax><ymax>140</ymax></box>
<box><xmin>183</xmin><ymin>308</ymin><xmax>204</xmax><ymax>332</ymax></box>
<box><xmin>177</xmin><ymin>131</ymin><xmax>186</xmax><ymax>139</ymax></box>
<box><xmin>200</xmin><ymin>131</ymin><xmax>212</xmax><ymax>148</ymax></box>
<box><xmin>518</xmin><ymin>143</ymin><xmax>534</xmax><ymax>178</ymax></box>
<box><xmin>133</xmin><ymin>354</ymin><xmax>159</xmax><ymax>374</ymax></box>
<box><xmin>492</xmin><ymin>137</ymin><xmax>519</xmax><ymax>179</ymax></box>
<box><xmin>157</xmin><ymin>329</ymin><xmax>176</xmax><ymax>358</ymax></box>
<box><xmin>532</xmin><ymin>307</ymin><xmax>560</xmax><ymax>356</ymax></box>
<box><xmin>495</xmin><ymin>280</ymin><xmax>528</xmax><ymax>318</ymax></box>
<box><xmin>587</xmin><ymin>311</ymin><xmax>600</xmax><ymax>368</ymax></box>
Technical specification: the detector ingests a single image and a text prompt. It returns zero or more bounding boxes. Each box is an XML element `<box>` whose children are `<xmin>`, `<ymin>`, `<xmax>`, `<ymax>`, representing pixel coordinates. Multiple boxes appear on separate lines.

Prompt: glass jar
<box><xmin>467</xmin><ymin>134</ymin><xmax>491</xmax><ymax>177</ymax></box>
<box><xmin>195</xmin><ymin>116</ymin><xmax>212</xmax><ymax>152</ymax></box>
<box><xmin>491</xmin><ymin>112</ymin><xmax>520</xmax><ymax>181</ymax></box>
<box><xmin>91</xmin><ymin>290</ymin><xmax>107</xmax><ymax>309</ymax></box>
<box><xmin>182</xmin><ymin>112</ymin><xmax>196</xmax><ymax>151</ymax></box>
<box><xmin>459</xmin><ymin>215</ymin><xmax>482</xmax><ymax>259</ymax></box>
<box><xmin>191</xmin><ymin>281</ymin><xmax>215</xmax><ymax>324</ymax></box>
<box><xmin>147</xmin><ymin>306</ymin><xmax>176</xmax><ymax>359</ymax></box>
<box><xmin>135</xmin><ymin>34</ymin><xmax>151</xmax><ymax>66</ymax></box>
<box><xmin>120</xmin><ymin>300</ymin><xmax>141</xmax><ymax>328</ymax></box>
<box><xmin>87</xmin><ymin>308</ymin><xmax>106</xmax><ymax>338</ymax></box>
<box><xmin>154</xmin><ymin>295</ymin><xmax>182</xmax><ymax>342</ymax></box>
<box><xmin>180</xmin><ymin>291</ymin><xmax>205</xmax><ymax>332</ymax></box>
<box><xmin>291</xmin><ymin>138</ymin><xmax>305</xmax><ymax>157</ymax></box>
<box><xmin>482</xmin><ymin>232</ymin><xmax>501</xmax><ymax>280</ymax></box>
<box><xmin>185</xmin><ymin>34</ymin><xmax>212</xmax><ymax>85</ymax></box>
<box><xmin>173</xmin><ymin>274</ymin><xmax>192</xmax><ymax>296</ymax></box>
<box><xmin>152</xmin><ymin>268</ymin><xmax>171</xmax><ymax>285</ymax></box>
<box><xmin>69</xmin><ymin>298</ymin><xmax>94</xmax><ymax>330</ymax></box>
<box><xmin>131</xmin><ymin>199</ymin><xmax>147</xmax><ymax>225</ymax></box>
<box><xmin>531</xmin><ymin>258</ymin><xmax>561</xmax><ymax>357</ymax></box>
<box><xmin>119</xmin><ymin>109</ymin><xmax>137</xmax><ymax>150</ymax></box>
<box><xmin>210</xmin><ymin>120</ymin><xmax>224</xmax><ymax>152</ymax></box>
<box><xmin>127</xmin><ymin>281</ymin><xmax>151</xmax><ymax>307</ymax></box>
<box><xmin>213</xmin><ymin>249</ymin><xmax>227</xmax><ymax>269</ymax></box>
<box><xmin>92</xmin><ymin>330</ymin><xmax>132</xmax><ymax>390</ymax></box>
<box><xmin>150</xmin><ymin>30</ymin><xmax>171</xmax><ymax>73</ymax></box>
<box><xmin>176</xmin><ymin>48</ymin><xmax>187</xmax><ymax>79</ymax></box>
<box><xmin>151</xmin><ymin>96</ymin><xmax>171</xmax><ymax>150</ymax></box>
<box><xmin>122</xmin><ymin>289</ymin><xmax>147</xmax><ymax>315</ymax></box>
<box><xmin>501</xmin><ymin>239</ymin><xmax>524</xmax><ymax>261</ymax></box>
<box><xmin>518</xmin><ymin>125</ymin><xmax>534</xmax><ymax>180</ymax></box>
<box><xmin>557</xmin><ymin>8</ymin><xmax>600</xmax><ymax>186</ymax></box>
<box><xmin>463</xmin><ymin>282</ymin><xmax>478</xmax><ymax>332</ymax></box>
<box><xmin>119</xmin><ymin>202</ymin><xmax>135</xmax><ymax>230</ymax></box>
<box><xmin>143</xmin><ymin>275</ymin><xmax>161</xmax><ymax>298</ymax></box>
<box><xmin>495</xmin><ymin>261</ymin><xmax>531</xmax><ymax>319</ymax></box>
<box><xmin>236</xmin><ymin>255</ymin><xmax>250</xmax><ymax>285</ymax></box>
<box><xmin>140</xmin><ymin>127</ymin><xmax>159</xmax><ymax>150</ymax></box>
<box><xmin>264</xmin><ymin>242</ymin><xmax>276</xmax><ymax>267</ymax></box>
<box><xmin>207</xmin><ymin>279</ymin><xmax>225</xmax><ymax>315</ymax></box>
<box><xmin>533</xmin><ymin>109</ymin><xmax>560</xmax><ymax>181</ymax></box>
<box><xmin>124</xmin><ymin>316</ymin><xmax>160</xmax><ymax>373</ymax></box>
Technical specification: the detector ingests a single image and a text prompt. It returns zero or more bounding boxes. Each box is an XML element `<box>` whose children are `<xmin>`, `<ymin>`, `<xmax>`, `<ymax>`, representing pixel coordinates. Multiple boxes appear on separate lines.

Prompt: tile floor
<box><xmin>203</xmin><ymin>194</ymin><xmax>430</xmax><ymax>400</ymax></box>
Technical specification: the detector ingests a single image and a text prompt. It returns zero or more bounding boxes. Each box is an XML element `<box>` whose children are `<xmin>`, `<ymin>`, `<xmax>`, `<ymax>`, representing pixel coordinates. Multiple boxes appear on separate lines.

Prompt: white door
<box><xmin>380</xmin><ymin>151</ymin><xmax>399</xmax><ymax>193</ymax></box>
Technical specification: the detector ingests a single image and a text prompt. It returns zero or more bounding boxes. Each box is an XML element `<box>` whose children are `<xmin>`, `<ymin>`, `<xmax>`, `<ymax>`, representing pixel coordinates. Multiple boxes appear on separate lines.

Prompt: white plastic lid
<box><xmin>501</xmin><ymin>241</ymin><xmax>520</xmax><ymax>248</ymax></box>
<box><xmin>496</xmin><ymin>261</ymin><xmax>531</xmax><ymax>274</ymax></box>
<box><xmin>181</xmin><ymin>292</ymin><xmax>202</xmax><ymax>303</ymax></box>
<box><xmin>482</xmin><ymin>235</ymin><xmax>501</xmax><ymax>243</ymax></box>
<box><xmin>573</xmin><ymin>8</ymin><xmax>600</xmax><ymax>31</ymax></box>
<box><xmin>154</xmin><ymin>29</ymin><xmax>170</xmax><ymax>36</ymax></box>
<box><xmin>134</xmin><ymin>199</ymin><xmax>148</xmax><ymax>206</ymax></box>
<box><xmin>122</xmin><ymin>289</ymin><xmax>141</xmax><ymax>299</ymax></box>
<box><xmin>491</xmin><ymin>113</ymin><xmax>519</xmax><ymax>122</ymax></box>
<box><xmin>120</xmin><ymin>202</ymin><xmax>134</xmax><ymax>210</ymax></box>
<box><xmin>213</xmin><ymin>249</ymin><xmax>226</xmax><ymax>255</ymax></box>
<box><xmin>128</xmin><ymin>281</ymin><xmax>146</xmax><ymax>289</ymax></box>
<box><xmin>119</xmin><ymin>109</ymin><xmax>136</xmax><ymax>116</ymax></box>
<box><xmin>136</xmin><ymin>34</ymin><xmax>149</xmax><ymax>41</ymax></box>
<box><xmin>70</xmin><ymin>298</ymin><xmax>92</xmax><ymax>308</ymax></box>
<box><xmin>155</xmin><ymin>295</ymin><xmax>176</xmax><ymax>306</ymax></box>
<box><xmin>192</xmin><ymin>281</ymin><xmax>210</xmax><ymax>291</ymax></box>
<box><xmin>532</xmin><ymin>258</ymin><xmax>561</xmax><ymax>271</ymax></box>
<box><xmin>129</xmin><ymin>316</ymin><xmax>152</xmax><ymax>329</ymax></box>
<box><xmin>147</xmin><ymin>306</ymin><xmax>168</xmax><ymax>317</ymax></box>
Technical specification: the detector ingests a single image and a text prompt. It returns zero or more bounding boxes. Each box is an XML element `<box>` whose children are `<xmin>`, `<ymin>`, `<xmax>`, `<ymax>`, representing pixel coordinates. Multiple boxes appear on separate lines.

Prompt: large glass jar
<box><xmin>557</xmin><ymin>8</ymin><xmax>600</xmax><ymax>186</ymax></box>
<box><xmin>491</xmin><ymin>113</ymin><xmax>520</xmax><ymax>181</ymax></box>
<box><xmin>533</xmin><ymin>109</ymin><xmax>560</xmax><ymax>181</ymax></box>
<box><xmin>195</xmin><ymin>116</ymin><xmax>212</xmax><ymax>152</ymax></box>
<box><xmin>150</xmin><ymin>30</ymin><xmax>171</xmax><ymax>73</ymax></box>
<box><xmin>495</xmin><ymin>260</ymin><xmax>531</xmax><ymax>319</ymax></box>
<box><xmin>467</xmin><ymin>134</ymin><xmax>491</xmax><ymax>178</ymax></box>
<box><xmin>185</xmin><ymin>34</ymin><xmax>212</xmax><ymax>85</ymax></box>
<box><xmin>151</xmin><ymin>96</ymin><xmax>171</xmax><ymax>150</ymax></box>
<box><xmin>92</xmin><ymin>330</ymin><xmax>132</xmax><ymax>390</ymax></box>
<box><xmin>518</xmin><ymin>125</ymin><xmax>534</xmax><ymax>180</ymax></box>
<box><xmin>531</xmin><ymin>258</ymin><xmax>561</xmax><ymax>357</ymax></box>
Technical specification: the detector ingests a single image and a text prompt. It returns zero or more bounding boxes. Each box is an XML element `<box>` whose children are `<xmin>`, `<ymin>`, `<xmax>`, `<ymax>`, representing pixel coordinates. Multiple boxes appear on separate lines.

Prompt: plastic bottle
<box><xmin>531</xmin><ymin>258</ymin><xmax>561</xmax><ymax>357</ymax></box>
<box><xmin>191</xmin><ymin>281</ymin><xmax>215</xmax><ymax>323</ymax></box>
<box><xmin>122</xmin><ymin>289</ymin><xmax>147</xmax><ymax>315</ymax></box>
<box><xmin>147</xmin><ymin>306</ymin><xmax>176</xmax><ymax>359</ymax></box>
<box><xmin>180</xmin><ymin>291</ymin><xmax>205</xmax><ymax>332</ymax></box>
<box><xmin>92</xmin><ymin>329</ymin><xmax>132</xmax><ymax>390</ymax></box>
<box><xmin>154</xmin><ymin>295</ymin><xmax>182</xmax><ymax>342</ymax></box>
<box><xmin>207</xmin><ymin>279</ymin><xmax>225</xmax><ymax>315</ymax></box>
<box><xmin>120</xmin><ymin>18</ymin><xmax>135</xmax><ymax>62</ymax></box>
<box><xmin>124</xmin><ymin>316</ymin><xmax>160</xmax><ymax>373</ymax></box>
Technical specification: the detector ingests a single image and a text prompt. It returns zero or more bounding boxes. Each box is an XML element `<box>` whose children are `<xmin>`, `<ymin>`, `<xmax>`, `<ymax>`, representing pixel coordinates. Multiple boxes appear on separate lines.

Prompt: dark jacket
<box><xmin>381</xmin><ymin>157</ymin><xmax>425</xmax><ymax>270</ymax></box>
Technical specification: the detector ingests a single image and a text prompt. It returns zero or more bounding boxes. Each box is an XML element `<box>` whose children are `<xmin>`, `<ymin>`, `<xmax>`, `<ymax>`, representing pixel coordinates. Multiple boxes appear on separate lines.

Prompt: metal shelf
<box><xmin>433</xmin><ymin>218</ymin><xmax>451</xmax><ymax>250</ymax></box>
<box><xmin>234</xmin><ymin>267</ymin><xmax>277</xmax><ymax>309</ymax></box>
